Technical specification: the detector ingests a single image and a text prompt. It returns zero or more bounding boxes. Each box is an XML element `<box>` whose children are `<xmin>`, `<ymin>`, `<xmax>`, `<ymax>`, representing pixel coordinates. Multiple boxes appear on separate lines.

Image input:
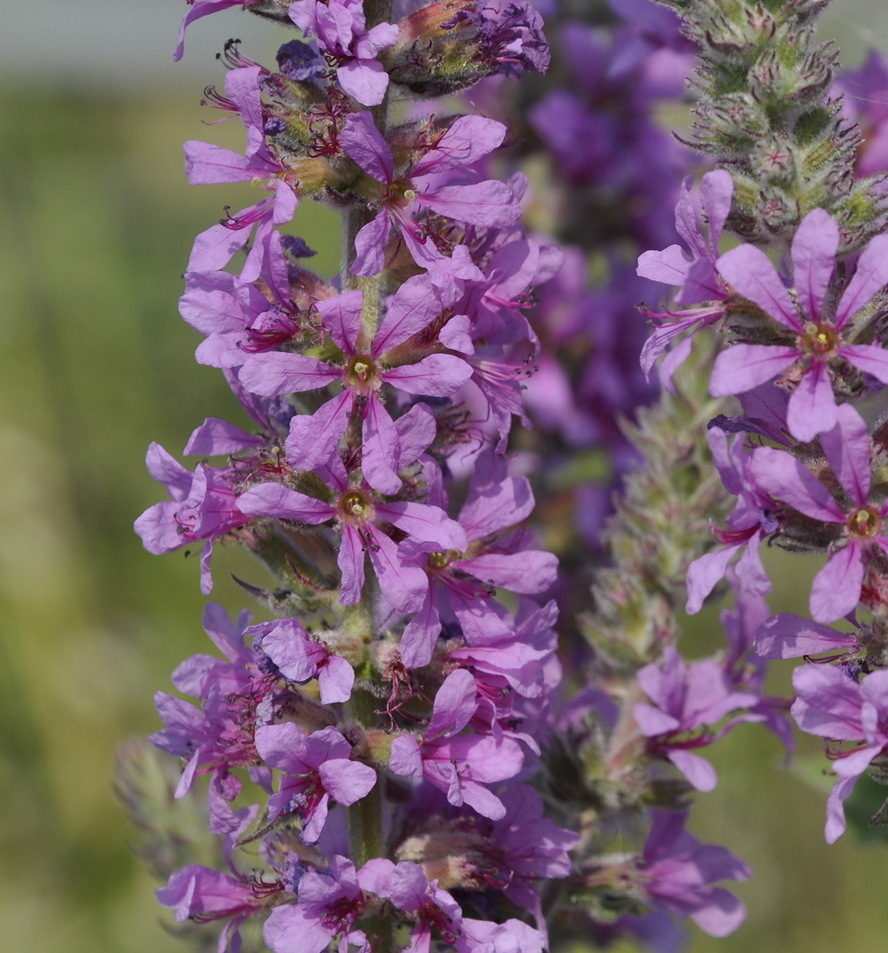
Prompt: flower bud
<box><xmin>384</xmin><ymin>0</ymin><xmax>548</xmax><ymax>97</ymax></box>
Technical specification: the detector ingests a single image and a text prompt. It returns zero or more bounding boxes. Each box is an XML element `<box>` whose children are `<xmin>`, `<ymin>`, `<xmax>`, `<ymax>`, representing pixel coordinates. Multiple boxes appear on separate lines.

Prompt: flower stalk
<box><xmin>117</xmin><ymin>1</ymin><xmax>888</xmax><ymax>950</ymax></box>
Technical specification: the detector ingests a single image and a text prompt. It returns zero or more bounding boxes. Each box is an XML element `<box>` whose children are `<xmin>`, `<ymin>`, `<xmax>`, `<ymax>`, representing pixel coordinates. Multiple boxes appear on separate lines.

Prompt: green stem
<box><xmin>347</xmin><ymin>684</ymin><xmax>387</xmax><ymax>865</ymax></box>
<box><xmin>344</xmin><ymin>598</ymin><xmax>386</xmax><ymax>870</ymax></box>
<box><xmin>338</xmin><ymin>16</ymin><xmax>395</xmax><ymax>953</ymax></box>
<box><xmin>343</xmin><ymin>600</ymin><xmax>386</xmax><ymax>896</ymax></box>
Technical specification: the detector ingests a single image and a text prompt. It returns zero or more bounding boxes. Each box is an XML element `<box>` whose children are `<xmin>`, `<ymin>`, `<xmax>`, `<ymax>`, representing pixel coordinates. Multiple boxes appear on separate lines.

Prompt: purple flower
<box><xmin>751</xmin><ymin>404</ymin><xmax>888</xmax><ymax>622</ymax></box>
<box><xmin>361</xmin><ymin>859</ymin><xmax>463</xmax><ymax>952</ymax></box>
<box><xmin>151</xmin><ymin>685</ymin><xmax>261</xmax><ymax>800</ymax></box>
<box><xmin>133</xmin><ymin>443</ymin><xmax>252</xmax><ymax>594</ymax></box>
<box><xmin>399</xmin><ymin>449</ymin><xmax>557</xmax><ymax>668</ymax></box>
<box><xmin>263</xmin><ymin>855</ymin><xmax>370</xmax><ymax>953</ymax></box>
<box><xmin>685</xmin><ymin>423</ymin><xmax>775</xmax><ymax>614</ymax></box>
<box><xmin>640</xmin><ymin>809</ymin><xmax>751</xmax><ymax>937</ymax></box>
<box><xmin>792</xmin><ymin>664</ymin><xmax>888</xmax><ymax>842</ymax></box>
<box><xmin>637</xmin><ymin>170</ymin><xmax>732</xmax><ymax>386</ymax></box>
<box><xmin>186</xmin><ymin>178</ymin><xmax>297</xmax><ymax>291</ymax></box>
<box><xmin>289</xmin><ymin>0</ymin><xmax>398</xmax><ymax>106</ymax></box>
<box><xmin>254</xmin><ymin>723</ymin><xmax>377</xmax><ymax>842</ymax></box>
<box><xmin>481</xmin><ymin>784</ymin><xmax>579</xmax><ymax>934</ymax></box>
<box><xmin>238</xmin><ymin>280</ymin><xmax>472</xmax><ymax>491</ymax></box>
<box><xmin>184</xmin><ymin>66</ymin><xmax>278</xmax><ymax>185</ymax></box>
<box><xmin>389</xmin><ymin>669</ymin><xmax>525</xmax><ymax>819</ymax></box>
<box><xmin>634</xmin><ymin>646</ymin><xmax>755</xmax><ymax>791</ymax></box>
<box><xmin>179</xmin><ymin>254</ymin><xmax>306</xmax><ymax>369</ymax></box>
<box><xmin>237</xmin><ymin>457</ymin><xmax>467</xmax><ymax>611</ymax></box>
<box><xmin>158</xmin><ymin>861</ymin><xmax>279</xmax><ymax>953</ymax></box>
<box><xmin>713</xmin><ymin>208</ymin><xmax>888</xmax><ymax>441</ymax></box>
<box><xmin>340</xmin><ymin>111</ymin><xmax>521</xmax><ymax>276</ymax></box>
<box><xmin>149</xmin><ymin>604</ymin><xmax>279</xmax><ymax>811</ymax></box>
<box><xmin>170</xmin><ymin>603</ymin><xmax>254</xmax><ymax>700</ymax></box>
<box><xmin>638</xmin><ymin>170</ymin><xmax>732</xmax><ymax>305</ymax></box>
<box><xmin>254</xmin><ymin>618</ymin><xmax>356</xmax><ymax>703</ymax></box>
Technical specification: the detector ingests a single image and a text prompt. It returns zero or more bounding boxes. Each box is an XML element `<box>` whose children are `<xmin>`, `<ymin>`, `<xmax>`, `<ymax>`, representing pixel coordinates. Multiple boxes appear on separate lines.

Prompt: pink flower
<box><xmin>289</xmin><ymin>0</ymin><xmax>398</xmax><ymax>106</ymax></box>
<box><xmin>254</xmin><ymin>723</ymin><xmax>377</xmax><ymax>842</ymax></box>
<box><xmin>792</xmin><ymin>664</ymin><xmax>888</xmax><ymax>842</ymax></box>
<box><xmin>237</xmin><ymin>457</ymin><xmax>467</xmax><ymax>611</ymax></box>
<box><xmin>340</xmin><ymin>111</ymin><xmax>522</xmax><ymax>275</ymax></box>
<box><xmin>712</xmin><ymin>208</ymin><xmax>888</xmax><ymax>441</ymax></box>
<box><xmin>238</xmin><ymin>281</ymin><xmax>472</xmax><ymax>491</ymax></box>
<box><xmin>751</xmin><ymin>404</ymin><xmax>888</xmax><ymax>622</ymax></box>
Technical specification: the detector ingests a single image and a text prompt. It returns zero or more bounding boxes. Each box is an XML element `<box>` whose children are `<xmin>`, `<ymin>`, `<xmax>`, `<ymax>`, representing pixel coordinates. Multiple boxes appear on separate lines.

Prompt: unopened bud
<box><xmin>384</xmin><ymin>0</ymin><xmax>548</xmax><ymax>98</ymax></box>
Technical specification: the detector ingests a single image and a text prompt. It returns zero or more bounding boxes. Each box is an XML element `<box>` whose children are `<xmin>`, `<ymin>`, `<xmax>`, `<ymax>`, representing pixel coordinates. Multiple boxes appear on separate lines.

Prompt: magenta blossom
<box><xmin>640</xmin><ymin>809</ymin><xmax>751</xmax><ymax>937</ymax></box>
<box><xmin>399</xmin><ymin>449</ymin><xmax>556</xmax><ymax>667</ymax></box>
<box><xmin>792</xmin><ymin>664</ymin><xmax>888</xmax><ymax>842</ymax></box>
<box><xmin>340</xmin><ymin>111</ymin><xmax>522</xmax><ymax>275</ymax></box>
<box><xmin>751</xmin><ymin>404</ymin><xmax>888</xmax><ymax>622</ymax></box>
<box><xmin>289</xmin><ymin>0</ymin><xmax>398</xmax><ymax>106</ymax></box>
<box><xmin>253</xmin><ymin>617</ymin><xmax>356</xmax><ymax>704</ymax></box>
<box><xmin>634</xmin><ymin>646</ymin><xmax>755</xmax><ymax>791</ymax></box>
<box><xmin>685</xmin><ymin>422</ymin><xmax>775</xmax><ymax>614</ymax></box>
<box><xmin>133</xmin><ymin>443</ymin><xmax>253</xmax><ymax>595</ymax></box>
<box><xmin>712</xmin><ymin>208</ymin><xmax>888</xmax><ymax>441</ymax></box>
<box><xmin>237</xmin><ymin>455</ymin><xmax>467</xmax><ymax>611</ymax></box>
<box><xmin>637</xmin><ymin>170</ymin><xmax>732</xmax><ymax>387</ymax></box>
<box><xmin>254</xmin><ymin>723</ymin><xmax>377</xmax><ymax>843</ymax></box>
<box><xmin>238</xmin><ymin>280</ymin><xmax>472</xmax><ymax>492</ymax></box>
<box><xmin>263</xmin><ymin>855</ymin><xmax>370</xmax><ymax>953</ymax></box>
<box><xmin>158</xmin><ymin>861</ymin><xmax>280</xmax><ymax>953</ymax></box>
<box><xmin>388</xmin><ymin>669</ymin><xmax>525</xmax><ymax>819</ymax></box>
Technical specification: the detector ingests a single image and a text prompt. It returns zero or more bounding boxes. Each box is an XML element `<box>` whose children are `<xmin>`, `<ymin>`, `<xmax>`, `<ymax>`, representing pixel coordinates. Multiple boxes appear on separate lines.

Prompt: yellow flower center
<box><xmin>339</xmin><ymin>490</ymin><xmax>372</xmax><ymax>525</ymax></box>
<box><xmin>848</xmin><ymin>506</ymin><xmax>881</xmax><ymax>540</ymax></box>
<box><xmin>428</xmin><ymin>550</ymin><xmax>460</xmax><ymax>570</ymax></box>
<box><xmin>799</xmin><ymin>322</ymin><xmax>839</xmax><ymax>359</ymax></box>
<box><xmin>346</xmin><ymin>354</ymin><xmax>379</xmax><ymax>392</ymax></box>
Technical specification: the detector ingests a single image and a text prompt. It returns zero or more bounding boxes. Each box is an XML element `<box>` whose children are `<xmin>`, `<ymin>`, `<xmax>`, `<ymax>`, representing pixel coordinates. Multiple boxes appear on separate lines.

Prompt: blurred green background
<box><xmin>4</xmin><ymin>2</ymin><xmax>888</xmax><ymax>952</ymax></box>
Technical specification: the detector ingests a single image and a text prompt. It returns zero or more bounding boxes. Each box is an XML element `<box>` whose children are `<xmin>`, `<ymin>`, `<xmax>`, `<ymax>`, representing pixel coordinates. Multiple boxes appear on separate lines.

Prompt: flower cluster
<box><xmin>640</xmin><ymin>0</ymin><xmax>888</xmax><ymax>856</ymax></box>
<box><xmin>120</xmin><ymin>1</ymin><xmax>888</xmax><ymax>951</ymax></box>
<box><xmin>133</xmin><ymin>2</ymin><xmax>586</xmax><ymax>951</ymax></box>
